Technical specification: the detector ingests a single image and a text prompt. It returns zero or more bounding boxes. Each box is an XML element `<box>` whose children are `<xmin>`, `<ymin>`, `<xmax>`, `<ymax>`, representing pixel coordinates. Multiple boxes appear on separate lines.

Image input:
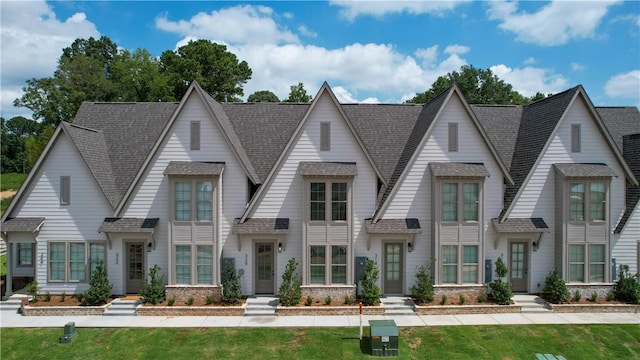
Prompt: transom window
<box><xmin>309</xmin><ymin>245</ymin><xmax>347</xmax><ymax>285</ymax></box>
<box><xmin>309</xmin><ymin>181</ymin><xmax>349</xmax><ymax>222</ymax></box>
<box><xmin>48</xmin><ymin>242</ymin><xmax>106</xmax><ymax>282</ymax></box>
<box><xmin>569</xmin><ymin>181</ymin><xmax>606</xmax><ymax>222</ymax></box>
<box><xmin>569</xmin><ymin>244</ymin><xmax>606</xmax><ymax>283</ymax></box>
<box><xmin>442</xmin><ymin>182</ymin><xmax>479</xmax><ymax>222</ymax></box>
<box><xmin>442</xmin><ymin>245</ymin><xmax>478</xmax><ymax>284</ymax></box>
<box><xmin>174</xmin><ymin>180</ymin><xmax>214</xmax><ymax>221</ymax></box>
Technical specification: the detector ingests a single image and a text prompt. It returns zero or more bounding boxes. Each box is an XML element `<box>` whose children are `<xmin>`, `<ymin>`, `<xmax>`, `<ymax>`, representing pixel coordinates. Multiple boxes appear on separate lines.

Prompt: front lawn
<box><xmin>0</xmin><ymin>254</ymin><xmax>6</xmax><ymax>276</ymax></box>
<box><xmin>1</xmin><ymin>325</ymin><xmax>638</xmax><ymax>359</ymax></box>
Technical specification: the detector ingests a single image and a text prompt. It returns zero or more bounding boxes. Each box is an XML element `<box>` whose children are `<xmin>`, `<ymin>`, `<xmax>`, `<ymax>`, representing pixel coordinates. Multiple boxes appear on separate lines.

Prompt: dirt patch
<box><xmin>0</xmin><ymin>190</ymin><xmax>17</xmax><ymax>199</ymax></box>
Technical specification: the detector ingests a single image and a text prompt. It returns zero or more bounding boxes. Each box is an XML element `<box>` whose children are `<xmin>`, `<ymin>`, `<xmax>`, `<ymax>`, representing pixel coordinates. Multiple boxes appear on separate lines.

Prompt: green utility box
<box><xmin>60</xmin><ymin>322</ymin><xmax>78</xmax><ymax>344</ymax></box>
<box><xmin>369</xmin><ymin>320</ymin><xmax>399</xmax><ymax>357</ymax></box>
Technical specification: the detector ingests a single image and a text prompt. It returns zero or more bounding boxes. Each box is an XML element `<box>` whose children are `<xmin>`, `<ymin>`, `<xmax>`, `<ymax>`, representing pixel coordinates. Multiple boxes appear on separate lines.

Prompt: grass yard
<box><xmin>1</xmin><ymin>325</ymin><xmax>638</xmax><ymax>359</ymax></box>
<box><xmin>0</xmin><ymin>254</ymin><xmax>6</xmax><ymax>276</ymax></box>
<box><xmin>0</xmin><ymin>173</ymin><xmax>26</xmax><ymax>192</ymax></box>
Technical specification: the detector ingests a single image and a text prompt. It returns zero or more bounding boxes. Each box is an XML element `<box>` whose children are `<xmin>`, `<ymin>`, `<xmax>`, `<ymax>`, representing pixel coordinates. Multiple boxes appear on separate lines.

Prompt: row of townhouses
<box><xmin>2</xmin><ymin>81</ymin><xmax>639</xmax><ymax>301</ymax></box>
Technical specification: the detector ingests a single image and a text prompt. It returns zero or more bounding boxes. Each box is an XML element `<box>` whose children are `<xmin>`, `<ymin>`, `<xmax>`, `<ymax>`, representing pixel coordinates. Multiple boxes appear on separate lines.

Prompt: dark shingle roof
<box><xmin>430</xmin><ymin>162</ymin><xmax>490</xmax><ymax>178</ymax></box>
<box><xmin>615</xmin><ymin>133</ymin><xmax>640</xmax><ymax>233</ymax></box>
<box><xmin>232</xmin><ymin>218</ymin><xmax>289</xmax><ymax>234</ymax></box>
<box><xmin>553</xmin><ymin>163</ymin><xmax>617</xmax><ymax>178</ymax></box>
<box><xmin>164</xmin><ymin>161</ymin><xmax>225</xmax><ymax>176</ymax></box>
<box><xmin>299</xmin><ymin>162</ymin><xmax>358</xmax><ymax>176</ymax></box>
<box><xmin>365</xmin><ymin>218</ymin><xmax>421</xmax><ymax>234</ymax></box>
<box><xmin>1</xmin><ymin>217</ymin><xmax>45</xmax><ymax>232</ymax></box>
<box><xmin>471</xmin><ymin>105</ymin><xmax>523</xmax><ymax>171</ymax></box>
<box><xmin>98</xmin><ymin>217</ymin><xmax>159</xmax><ymax>233</ymax></box>
<box><xmin>492</xmin><ymin>218</ymin><xmax>548</xmax><ymax>233</ymax></box>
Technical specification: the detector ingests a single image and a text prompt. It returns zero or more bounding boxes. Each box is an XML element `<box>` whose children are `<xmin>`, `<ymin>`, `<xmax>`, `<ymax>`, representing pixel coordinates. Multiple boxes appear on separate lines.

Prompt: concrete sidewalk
<box><xmin>1</xmin><ymin>307</ymin><xmax>638</xmax><ymax>329</ymax></box>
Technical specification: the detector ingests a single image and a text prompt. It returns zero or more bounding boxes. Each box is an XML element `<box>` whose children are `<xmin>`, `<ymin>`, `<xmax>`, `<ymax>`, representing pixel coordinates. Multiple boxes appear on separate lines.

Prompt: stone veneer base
<box><xmin>276</xmin><ymin>305</ymin><xmax>384</xmax><ymax>316</ymax></box>
<box><xmin>545</xmin><ymin>303</ymin><xmax>639</xmax><ymax>313</ymax></box>
<box><xmin>136</xmin><ymin>304</ymin><xmax>245</xmax><ymax>316</ymax></box>
<box><xmin>21</xmin><ymin>305</ymin><xmax>107</xmax><ymax>316</ymax></box>
<box><xmin>165</xmin><ymin>285</ymin><xmax>223</xmax><ymax>303</ymax></box>
<box><xmin>414</xmin><ymin>304</ymin><xmax>521</xmax><ymax>315</ymax></box>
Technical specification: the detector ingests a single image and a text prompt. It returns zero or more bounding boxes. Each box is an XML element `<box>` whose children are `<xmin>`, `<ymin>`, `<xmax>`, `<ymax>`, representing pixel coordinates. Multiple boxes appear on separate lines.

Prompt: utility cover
<box><xmin>369</xmin><ymin>320</ymin><xmax>399</xmax><ymax>357</ymax></box>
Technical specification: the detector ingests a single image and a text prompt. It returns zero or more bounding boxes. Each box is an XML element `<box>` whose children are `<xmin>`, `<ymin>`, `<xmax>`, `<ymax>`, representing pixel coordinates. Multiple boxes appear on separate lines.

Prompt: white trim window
<box><xmin>309</xmin><ymin>245</ymin><xmax>347</xmax><ymax>285</ymax></box>
<box><xmin>174</xmin><ymin>245</ymin><xmax>214</xmax><ymax>285</ymax></box>
<box><xmin>48</xmin><ymin>242</ymin><xmax>106</xmax><ymax>282</ymax></box>
<box><xmin>568</xmin><ymin>244</ymin><xmax>606</xmax><ymax>283</ymax></box>
<box><xmin>174</xmin><ymin>180</ymin><xmax>214</xmax><ymax>222</ymax></box>
<box><xmin>442</xmin><ymin>182</ymin><xmax>479</xmax><ymax>222</ymax></box>
<box><xmin>569</xmin><ymin>181</ymin><xmax>606</xmax><ymax>222</ymax></box>
<box><xmin>441</xmin><ymin>245</ymin><xmax>479</xmax><ymax>284</ymax></box>
<box><xmin>17</xmin><ymin>243</ymin><xmax>34</xmax><ymax>267</ymax></box>
<box><xmin>309</xmin><ymin>181</ymin><xmax>348</xmax><ymax>222</ymax></box>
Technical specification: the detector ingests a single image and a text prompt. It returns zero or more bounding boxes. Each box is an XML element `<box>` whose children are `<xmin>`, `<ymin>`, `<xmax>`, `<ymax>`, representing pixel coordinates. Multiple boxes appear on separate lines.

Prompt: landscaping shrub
<box><xmin>83</xmin><ymin>261</ymin><xmax>113</xmax><ymax>306</ymax></box>
<box><xmin>344</xmin><ymin>295</ymin><xmax>351</xmax><ymax>305</ymax></box>
<box><xmin>440</xmin><ymin>294</ymin><xmax>447</xmax><ymax>305</ymax></box>
<box><xmin>187</xmin><ymin>297</ymin><xmax>194</xmax><ymax>306</ymax></box>
<box><xmin>572</xmin><ymin>290</ymin><xmax>581</xmax><ymax>302</ymax></box>
<box><xmin>206</xmin><ymin>295</ymin><xmax>214</xmax><ymax>305</ymax></box>
<box><xmin>589</xmin><ymin>292</ymin><xmax>597</xmax><ymax>302</ymax></box>
<box><xmin>278</xmin><ymin>258</ymin><xmax>302</xmax><ymax>306</ymax></box>
<box><xmin>477</xmin><ymin>293</ymin><xmax>486</xmax><ymax>303</ymax></box>
<box><xmin>305</xmin><ymin>295</ymin><xmax>313</xmax><ymax>306</ymax></box>
<box><xmin>361</xmin><ymin>258</ymin><xmax>381</xmax><ymax>306</ymax></box>
<box><xmin>44</xmin><ymin>292</ymin><xmax>51</xmax><ymax>302</ymax></box>
<box><xmin>221</xmin><ymin>261</ymin><xmax>242</xmax><ymax>304</ymax></box>
<box><xmin>613</xmin><ymin>265</ymin><xmax>640</xmax><ymax>304</ymax></box>
<box><xmin>324</xmin><ymin>296</ymin><xmax>332</xmax><ymax>305</ymax></box>
<box><xmin>140</xmin><ymin>264</ymin><xmax>165</xmax><ymax>305</ymax></box>
<box><xmin>459</xmin><ymin>295</ymin><xmax>466</xmax><ymax>305</ymax></box>
<box><xmin>541</xmin><ymin>268</ymin><xmax>570</xmax><ymax>304</ymax></box>
<box><xmin>60</xmin><ymin>292</ymin><xmax>66</xmax><ymax>302</ymax></box>
<box><xmin>167</xmin><ymin>297</ymin><xmax>175</xmax><ymax>306</ymax></box>
<box><xmin>410</xmin><ymin>260</ymin><xmax>434</xmax><ymax>304</ymax></box>
<box><xmin>489</xmin><ymin>257</ymin><xmax>513</xmax><ymax>305</ymax></box>
<box><xmin>26</xmin><ymin>281</ymin><xmax>39</xmax><ymax>301</ymax></box>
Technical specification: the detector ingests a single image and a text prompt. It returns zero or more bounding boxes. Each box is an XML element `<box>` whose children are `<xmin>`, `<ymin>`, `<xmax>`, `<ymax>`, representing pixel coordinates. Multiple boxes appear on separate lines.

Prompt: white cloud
<box><xmin>490</xmin><ymin>64</ymin><xmax>568</xmax><ymax>96</ymax></box>
<box><xmin>487</xmin><ymin>0</ymin><xmax>620</xmax><ymax>46</ymax></box>
<box><xmin>0</xmin><ymin>0</ymin><xmax>100</xmax><ymax>119</ymax></box>
<box><xmin>155</xmin><ymin>5</ymin><xmax>299</xmax><ymax>45</ymax></box>
<box><xmin>523</xmin><ymin>57</ymin><xmax>536</xmax><ymax>65</ymax></box>
<box><xmin>604</xmin><ymin>70</ymin><xmax>640</xmax><ymax>104</ymax></box>
<box><xmin>329</xmin><ymin>0</ymin><xmax>469</xmax><ymax>21</ymax></box>
<box><xmin>571</xmin><ymin>62</ymin><xmax>586</xmax><ymax>71</ymax></box>
<box><xmin>332</xmin><ymin>86</ymin><xmax>379</xmax><ymax>103</ymax></box>
<box><xmin>297</xmin><ymin>25</ymin><xmax>317</xmax><ymax>38</ymax></box>
<box><xmin>444</xmin><ymin>44</ymin><xmax>470</xmax><ymax>55</ymax></box>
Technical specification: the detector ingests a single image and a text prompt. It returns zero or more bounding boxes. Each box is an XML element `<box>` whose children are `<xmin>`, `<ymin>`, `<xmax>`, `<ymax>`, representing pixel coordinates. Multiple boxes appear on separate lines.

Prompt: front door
<box><xmin>126</xmin><ymin>242</ymin><xmax>145</xmax><ymax>294</ymax></box>
<box><xmin>255</xmin><ymin>243</ymin><xmax>274</xmax><ymax>294</ymax></box>
<box><xmin>509</xmin><ymin>242</ymin><xmax>528</xmax><ymax>292</ymax></box>
<box><xmin>384</xmin><ymin>243</ymin><xmax>403</xmax><ymax>294</ymax></box>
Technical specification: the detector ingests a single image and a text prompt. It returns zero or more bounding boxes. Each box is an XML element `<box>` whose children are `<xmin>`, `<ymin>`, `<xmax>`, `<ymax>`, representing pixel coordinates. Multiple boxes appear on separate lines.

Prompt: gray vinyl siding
<box><xmin>612</xmin><ymin>202</ymin><xmax>640</xmax><ymax>274</ymax></box>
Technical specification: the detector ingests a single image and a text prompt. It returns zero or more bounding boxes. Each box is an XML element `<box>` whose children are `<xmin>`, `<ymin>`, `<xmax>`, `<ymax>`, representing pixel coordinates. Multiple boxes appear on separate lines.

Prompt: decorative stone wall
<box><xmin>433</xmin><ymin>285</ymin><xmax>488</xmax><ymax>301</ymax></box>
<box><xmin>277</xmin><ymin>305</ymin><xmax>384</xmax><ymax>316</ymax></box>
<box><xmin>21</xmin><ymin>305</ymin><xmax>107</xmax><ymax>316</ymax></box>
<box><xmin>566</xmin><ymin>284</ymin><xmax>613</xmax><ymax>299</ymax></box>
<box><xmin>545</xmin><ymin>303</ymin><xmax>639</xmax><ymax>313</ymax></box>
<box><xmin>137</xmin><ymin>305</ymin><xmax>245</xmax><ymax>316</ymax></box>
<box><xmin>165</xmin><ymin>285</ymin><xmax>222</xmax><ymax>303</ymax></box>
<box><xmin>414</xmin><ymin>304</ymin><xmax>521</xmax><ymax>315</ymax></box>
<box><xmin>300</xmin><ymin>285</ymin><xmax>356</xmax><ymax>302</ymax></box>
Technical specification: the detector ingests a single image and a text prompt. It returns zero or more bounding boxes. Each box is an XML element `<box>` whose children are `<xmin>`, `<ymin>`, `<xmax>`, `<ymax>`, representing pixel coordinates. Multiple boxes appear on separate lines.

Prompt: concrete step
<box><xmin>513</xmin><ymin>295</ymin><xmax>551</xmax><ymax>313</ymax></box>
<box><xmin>381</xmin><ymin>297</ymin><xmax>416</xmax><ymax>315</ymax></box>
<box><xmin>103</xmin><ymin>299</ymin><xmax>139</xmax><ymax>316</ymax></box>
<box><xmin>0</xmin><ymin>299</ymin><xmax>22</xmax><ymax>312</ymax></box>
<box><xmin>244</xmin><ymin>297</ymin><xmax>277</xmax><ymax>316</ymax></box>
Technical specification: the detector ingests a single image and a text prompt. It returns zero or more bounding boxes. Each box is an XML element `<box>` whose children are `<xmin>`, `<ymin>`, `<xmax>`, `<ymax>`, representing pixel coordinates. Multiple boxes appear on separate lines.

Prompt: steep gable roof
<box><xmin>471</xmin><ymin>104</ymin><xmax>523</xmax><ymax>171</ymax></box>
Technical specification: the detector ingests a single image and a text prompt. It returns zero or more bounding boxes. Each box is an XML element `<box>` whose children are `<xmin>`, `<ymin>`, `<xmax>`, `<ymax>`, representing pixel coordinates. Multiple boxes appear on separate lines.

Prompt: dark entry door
<box><xmin>126</xmin><ymin>242</ymin><xmax>145</xmax><ymax>294</ymax></box>
<box><xmin>255</xmin><ymin>243</ymin><xmax>274</xmax><ymax>294</ymax></box>
<box><xmin>384</xmin><ymin>243</ymin><xmax>403</xmax><ymax>294</ymax></box>
<box><xmin>510</xmin><ymin>242</ymin><xmax>528</xmax><ymax>292</ymax></box>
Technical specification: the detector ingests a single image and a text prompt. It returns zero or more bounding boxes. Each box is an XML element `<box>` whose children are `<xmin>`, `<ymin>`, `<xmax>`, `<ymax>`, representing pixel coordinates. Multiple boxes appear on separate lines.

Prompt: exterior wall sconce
<box><xmin>407</xmin><ymin>235</ymin><xmax>415</xmax><ymax>252</ymax></box>
<box><xmin>278</xmin><ymin>242</ymin><xmax>283</xmax><ymax>252</ymax></box>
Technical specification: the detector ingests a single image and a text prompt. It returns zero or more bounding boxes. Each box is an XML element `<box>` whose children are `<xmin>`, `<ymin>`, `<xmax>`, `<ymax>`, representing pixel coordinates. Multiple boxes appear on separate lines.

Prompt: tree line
<box><xmin>2</xmin><ymin>36</ymin><xmax>546</xmax><ymax>174</ymax></box>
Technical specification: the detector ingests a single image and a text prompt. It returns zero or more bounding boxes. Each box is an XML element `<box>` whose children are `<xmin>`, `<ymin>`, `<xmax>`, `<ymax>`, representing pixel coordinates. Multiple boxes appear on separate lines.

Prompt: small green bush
<box><xmin>572</xmin><ymin>290</ymin><xmax>581</xmax><ymax>302</ymax></box>
<box><xmin>324</xmin><ymin>296</ymin><xmax>332</xmax><ymax>305</ymax></box>
<box><xmin>606</xmin><ymin>291</ymin><xmax>615</xmax><ymax>301</ymax></box>
<box><xmin>477</xmin><ymin>293</ymin><xmax>486</xmax><ymax>303</ymax></box>
<box><xmin>344</xmin><ymin>295</ymin><xmax>351</xmax><ymax>305</ymax></box>
<box><xmin>60</xmin><ymin>292</ymin><xmax>66</xmax><ymax>302</ymax></box>
<box><xmin>167</xmin><ymin>297</ymin><xmax>175</xmax><ymax>306</ymax></box>
<box><xmin>589</xmin><ymin>292</ymin><xmax>597</xmax><ymax>302</ymax></box>
<box><xmin>74</xmin><ymin>293</ymin><xmax>84</xmax><ymax>304</ymax></box>
<box><xmin>613</xmin><ymin>265</ymin><xmax>640</xmax><ymax>304</ymax></box>
<box><xmin>140</xmin><ymin>264</ymin><xmax>165</xmax><ymax>305</ymax></box>
<box><xmin>459</xmin><ymin>295</ymin><xmax>466</xmax><ymax>305</ymax></box>
<box><xmin>206</xmin><ymin>295</ymin><xmax>214</xmax><ymax>305</ymax></box>
<box><xmin>361</xmin><ymin>258</ymin><xmax>381</xmax><ymax>306</ymax></box>
<box><xmin>489</xmin><ymin>257</ymin><xmax>513</xmax><ymax>305</ymax></box>
<box><xmin>83</xmin><ymin>261</ymin><xmax>113</xmax><ymax>306</ymax></box>
<box><xmin>221</xmin><ymin>261</ymin><xmax>242</xmax><ymax>304</ymax></box>
<box><xmin>26</xmin><ymin>281</ymin><xmax>39</xmax><ymax>299</ymax></box>
<box><xmin>278</xmin><ymin>258</ymin><xmax>302</xmax><ymax>306</ymax></box>
<box><xmin>440</xmin><ymin>294</ymin><xmax>447</xmax><ymax>305</ymax></box>
<box><xmin>187</xmin><ymin>297</ymin><xmax>194</xmax><ymax>306</ymax></box>
<box><xmin>305</xmin><ymin>295</ymin><xmax>313</xmax><ymax>306</ymax></box>
<box><xmin>541</xmin><ymin>268</ymin><xmax>570</xmax><ymax>304</ymax></box>
<box><xmin>410</xmin><ymin>260</ymin><xmax>434</xmax><ymax>304</ymax></box>
<box><xmin>44</xmin><ymin>292</ymin><xmax>51</xmax><ymax>302</ymax></box>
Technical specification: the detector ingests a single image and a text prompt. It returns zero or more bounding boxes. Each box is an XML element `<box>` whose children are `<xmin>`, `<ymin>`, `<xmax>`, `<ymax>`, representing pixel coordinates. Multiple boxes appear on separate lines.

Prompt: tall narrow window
<box><xmin>331</xmin><ymin>182</ymin><xmax>347</xmax><ymax>221</ymax></box>
<box><xmin>463</xmin><ymin>183</ymin><xmax>479</xmax><ymax>221</ymax></box>
<box><xmin>569</xmin><ymin>245</ymin><xmax>585</xmax><ymax>282</ymax></box>
<box><xmin>462</xmin><ymin>246</ymin><xmax>478</xmax><ymax>283</ymax></box>
<box><xmin>331</xmin><ymin>245</ymin><xmax>347</xmax><ymax>284</ymax></box>
<box><xmin>197</xmin><ymin>245</ymin><xmax>213</xmax><ymax>284</ymax></box>
<box><xmin>448</xmin><ymin>123</ymin><xmax>458</xmax><ymax>152</ymax></box>
<box><xmin>589</xmin><ymin>244</ymin><xmax>605</xmax><ymax>282</ymax></box>
<box><xmin>190</xmin><ymin>121</ymin><xmax>201</xmax><ymax>150</ymax></box>
<box><xmin>590</xmin><ymin>182</ymin><xmax>606</xmax><ymax>221</ymax></box>
<box><xmin>69</xmin><ymin>243</ymin><xmax>86</xmax><ymax>282</ymax></box>
<box><xmin>310</xmin><ymin>246</ymin><xmax>326</xmax><ymax>284</ymax></box>
<box><xmin>49</xmin><ymin>243</ymin><xmax>66</xmax><ymax>281</ymax></box>
<box><xmin>442</xmin><ymin>183</ymin><xmax>458</xmax><ymax>221</ymax></box>
<box><xmin>175</xmin><ymin>245</ymin><xmax>191</xmax><ymax>284</ymax></box>
<box><xmin>571</xmin><ymin>124</ymin><xmax>581</xmax><ymax>152</ymax></box>
<box><xmin>442</xmin><ymin>246</ymin><xmax>458</xmax><ymax>283</ymax></box>
<box><xmin>89</xmin><ymin>243</ymin><xmax>105</xmax><ymax>280</ymax></box>
<box><xmin>196</xmin><ymin>181</ymin><xmax>213</xmax><ymax>221</ymax></box>
<box><xmin>17</xmin><ymin>243</ymin><xmax>34</xmax><ymax>266</ymax></box>
<box><xmin>60</xmin><ymin>176</ymin><xmax>70</xmax><ymax>205</ymax></box>
<box><xmin>320</xmin><ymin>122</ymin><xmax>330</xmax><ymax>151</ymax></box>
<box><xmin>569</xmin><ymin>183</ymin><xmax>585</xmax><ymax>221</ymax></box>
<box><xmin>175</xmin><ymin>182</ymin><xmax>192</xmax><ymax>221</ymax></box>
<box><xmin>310</xmin><ymin>182</ymin><xmax>326</xmax><ymax>221</ymax></box>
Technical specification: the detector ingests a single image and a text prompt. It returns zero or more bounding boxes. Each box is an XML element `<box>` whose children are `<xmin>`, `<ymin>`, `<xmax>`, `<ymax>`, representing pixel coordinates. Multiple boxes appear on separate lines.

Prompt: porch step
<box><xmin>381</xmin><ymin>296</ymin><xmax>415</xmax><ymax>315</ymax></box>
<box><xmin>0</xmin><ymin>298</ymin><xmax>23</xmax><ymax>313</ymax></box>
<box><xmin>512</xmin><ymin>294</ymin><xmax>551</xmax><ymax>313</ymax></box>
<box><xmin>103</xmin><ymin>298</ymin><xmax>139</xmax><ymax>316</ymax></box>
<box><xmin>244</xmin><ymin>296</ymin><xmax>277</xmax><ymax>316</ymax></box>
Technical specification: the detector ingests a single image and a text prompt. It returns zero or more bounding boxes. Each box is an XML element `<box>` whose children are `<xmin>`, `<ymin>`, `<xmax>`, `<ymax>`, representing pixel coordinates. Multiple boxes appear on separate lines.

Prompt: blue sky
<box><xmin>1</xmin><ymin>1</ymin><xmax>639</xmax><ymax>120</ymax></box>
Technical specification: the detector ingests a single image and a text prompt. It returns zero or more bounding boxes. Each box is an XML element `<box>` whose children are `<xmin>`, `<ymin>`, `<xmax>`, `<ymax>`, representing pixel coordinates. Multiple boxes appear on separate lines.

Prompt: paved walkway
<box><xmin>1</xmin><ymin>294</ymin><xmax>638</xmax><ymax>328</ymax></box>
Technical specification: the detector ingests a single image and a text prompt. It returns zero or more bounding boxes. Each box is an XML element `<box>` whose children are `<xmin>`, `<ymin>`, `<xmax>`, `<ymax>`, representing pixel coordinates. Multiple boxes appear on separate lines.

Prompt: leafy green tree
<box><xmin>221</xmin><ymin>261</ymin><xmax>242</xmax><ymax>304</ymax></box>
<box><xmin>24</xmin><ymin>126</ymin><xmax>54</xmax><ymax>170</ymax></box>
<box><xmin>140</xmin><ymin>264</ymin><xmax>165</xmax><ymax>304</ymax></box>
<box><xmin>541</xmin><ymin>268</ymin><xmax>570</xmax><ymax>304</ymax></box>
<box><xmin>284</xmin><ymin>82</ymin><xmax>312</xmax><ymax>102</ymax></box>
<box><xmin>489</xmin><ymin>257</ymin><xmax>513</xmax><ymax>305</ymax></box>
<box><xmin>160</xmin><ymin>39</ymin><xmax>252</xmax><ymax>102</ymax></box>
<box><xmin>1</xmin><ymin>116</ymin><xmax>41</xmax><ymax>173</ymax></box>
<box><xmin>410</xmin><ymin>260</ymin><xmax>435</xmax><ymax>304</ymax></box>
<box><xmin>247</xmin><ymin>90</ymin><xmax>280</xmax><ymax>102</ymax></box>
<box><xmin>361</xmin><ymin>258</ymin><xmax>381</xmax><ymax>306</ymax></box>
<box><xmin>110</xmin><ymin>48</ymin><xmax>174</xmax><ymax>102</ymax></box>
<box><xmin>82</xmin><ymin>261</ymin><xmax>112</xmax><ymax>306</ymax></box>
<box><xmin>407</xmin><ymin>65</ymin><xmax>545</xmax><ymax>105</ymax></box>
<box><xmin>278</xmin><ymin>258</ymin><xmax>302</xmax><ymax>306</ymax></box>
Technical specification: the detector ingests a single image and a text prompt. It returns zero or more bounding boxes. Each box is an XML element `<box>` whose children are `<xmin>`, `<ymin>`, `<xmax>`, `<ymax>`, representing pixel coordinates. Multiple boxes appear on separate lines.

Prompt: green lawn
<box><xmin>0</xmin><ymin>254</ymin><xmax>6</xmax><ymax>276</ymax></box>
<box><xmin>0</xmin><ymin>172</ymin><xmax>26</xmax><ymax>191</ymax></box>
<box><xmin>1</xmin><ymin>325</ymin><xmax>639</xmax><ymax>359</ymax></box>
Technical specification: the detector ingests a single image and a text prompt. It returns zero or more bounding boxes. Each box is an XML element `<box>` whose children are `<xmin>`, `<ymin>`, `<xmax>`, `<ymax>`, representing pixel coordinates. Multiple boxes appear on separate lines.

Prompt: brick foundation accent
<box><xmin>433</xmin><ymin>285</ymin><xmax>488</xmax><ymax>300</ymax></box>
<box><xmin>165</xmin><ymin>285</ymin><xmax>222</xmax><ymax>303</ymax></box>
<box><xmin>277</xmin><ymin>305</ymin><xmax>384</xmax><ymax>316</ymax></box>
<box><xmin>545</xmin><ymin>303</ymin><xmax>639</xmax><ymax>313</ymax></box>
<box><xmin>566</xmin><ymin>284</ymin><xmax>614</xmax><ymax>299</ymax></box>
<box><xmin>136</xmin><ymin>304</ymin><xmax>245</xmax><ymax>316</ymax></box>
<box><xmin>300</xmin><ymin>285</ymin><xmax>356</xmax><ymax>302</ymax></box>
<box><xmin>21</xmin><ymin>305</ymin><xmax>107</xmax><ymax>316</ymax></box>
<box><xmin>414</xmin><ymin>304</ymin><xmax>521</xmax><ymax>315</ymax></box>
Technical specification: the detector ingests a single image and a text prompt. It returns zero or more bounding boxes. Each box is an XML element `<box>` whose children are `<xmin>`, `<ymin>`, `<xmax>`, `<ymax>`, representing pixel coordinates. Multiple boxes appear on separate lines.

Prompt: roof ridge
<box><xmin>65</xmin><ymin>122</ymin><xmax>102</xmax><ymax>133</ymax></box>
